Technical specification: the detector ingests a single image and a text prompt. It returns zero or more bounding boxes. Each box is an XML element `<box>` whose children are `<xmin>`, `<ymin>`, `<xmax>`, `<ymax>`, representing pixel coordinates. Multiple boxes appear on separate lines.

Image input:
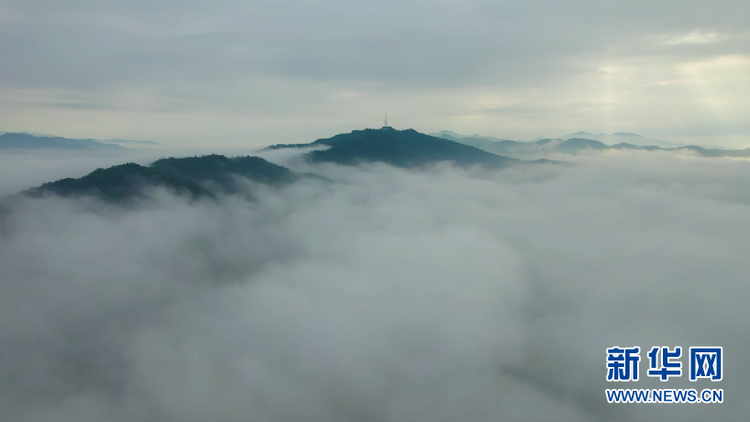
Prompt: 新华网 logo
<box><xmin>605</xmin><ymin>345</ymin><xmax>724</xmax><ymax>404</ymax></box>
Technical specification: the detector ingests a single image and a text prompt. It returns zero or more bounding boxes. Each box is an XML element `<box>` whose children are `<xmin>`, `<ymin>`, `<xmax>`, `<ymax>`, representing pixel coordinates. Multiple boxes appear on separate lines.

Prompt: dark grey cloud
<box><xmin>2</xmin><ymin>0</ymin><xmax>745</xmax><ymax>86</ymax></box>
<box><xmin>1</xmin><ymin>153</ymin><xmax>749</xmax><ymax>421</ymax></box>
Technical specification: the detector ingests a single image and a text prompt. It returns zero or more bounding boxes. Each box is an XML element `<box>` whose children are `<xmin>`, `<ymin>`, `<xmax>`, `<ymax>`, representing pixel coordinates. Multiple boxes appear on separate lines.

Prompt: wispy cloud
<box><xmin>661</xmin><ymin>30</ymin><xmax>730</xmax><ymax>45</ymax></box>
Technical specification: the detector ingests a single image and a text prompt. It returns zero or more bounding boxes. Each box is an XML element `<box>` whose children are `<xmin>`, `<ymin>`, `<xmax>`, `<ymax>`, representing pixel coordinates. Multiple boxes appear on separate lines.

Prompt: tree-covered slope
<box><xmin>26</xmin><ymin>163</ymin><xmax>211</xmax><ymax>201</ymax></box>
<box><xmin>278</xmin><ymin>128</ymin><xmax>520</xmax><ymax>168</ymax></box>
<box><xmin>23</xmin><ymin>155</ymin><xmax>302</xmax><ymax>202</ymax></box>
<box><xmin>151</xmin><ymin>154</ymin><xmax>298</xmax><ymax>193</ymax></box>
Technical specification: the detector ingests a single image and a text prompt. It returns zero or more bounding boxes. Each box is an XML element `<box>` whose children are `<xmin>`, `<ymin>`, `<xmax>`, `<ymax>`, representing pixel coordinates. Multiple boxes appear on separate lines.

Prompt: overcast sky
<box><xmin>1</xmin><ymin>0</ymin><xmax>749</xmax><ymax>147</ymax></box>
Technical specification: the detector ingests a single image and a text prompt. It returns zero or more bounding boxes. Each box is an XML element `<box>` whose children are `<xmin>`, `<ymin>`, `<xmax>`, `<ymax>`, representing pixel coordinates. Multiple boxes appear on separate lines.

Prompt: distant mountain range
<box><xmin>17</xmin><ymin>126</ymin><xmax>748</xmax><ymax>204</ymax></box>
<box><xmin>8</xmin><ymin>128</ymin><xmax>552</xmax><ymax>203</ymax></box>
<box><xmin>433</xmin><ymin>131</ymin><xmax>750</xmax><ymax>158</ymax></box>
<box><xmin>433</xmin><ymin>130</ymin><xmax>680</xmax><ymax>148</ymax></box>
<box><xmin>431</xmin><ymin>130</ymin><xmax>513</xmax><ymax>143</ymax></box>
<box><xmin>99</xmin><ymin>139</ymin><xmax>160</xmax><ymax>146</ymax></box>
<box><xmin>558</xmin><ymin>132</ymin><xmax>681</xmax><ymax>148</ymax></box>
<box><xmin>0</xmin><ymin>132</ymin><xmax>159</xmax><ymax>150</ymax></box>
<box><xmin>265</xmin><ymin>127</ymin><xmax>551</xmax><ymax>168</ymax></box>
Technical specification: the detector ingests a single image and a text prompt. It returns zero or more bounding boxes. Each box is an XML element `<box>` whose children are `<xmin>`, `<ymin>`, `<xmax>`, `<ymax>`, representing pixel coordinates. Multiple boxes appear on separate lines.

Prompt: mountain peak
<box><xmin>270</xmin><ymin>128</ymin><xmax>527</xmax><ymax>168</ymax></box>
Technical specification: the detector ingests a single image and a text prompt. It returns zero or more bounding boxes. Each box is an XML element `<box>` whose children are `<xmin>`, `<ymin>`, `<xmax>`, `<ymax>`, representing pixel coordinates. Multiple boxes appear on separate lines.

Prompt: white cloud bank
<box><xmin>1</xmin><ymin>152</ymin><xmax>749</xmax><ymax>421</ymax></box>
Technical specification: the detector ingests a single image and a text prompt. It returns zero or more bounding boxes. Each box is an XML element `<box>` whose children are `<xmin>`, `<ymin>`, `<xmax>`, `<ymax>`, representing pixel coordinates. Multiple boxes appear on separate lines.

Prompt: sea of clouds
<box><xmin>1</xmin><ymin>151</ymin><xmax>748</xmax><ymax>421</ymax></box>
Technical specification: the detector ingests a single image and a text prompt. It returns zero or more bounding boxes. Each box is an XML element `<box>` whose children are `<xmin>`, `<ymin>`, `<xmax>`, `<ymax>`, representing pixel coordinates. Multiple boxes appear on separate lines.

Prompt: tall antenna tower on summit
<box><xmin>381</xmin><ymin>112</ymin><xmax>394</xmax><ymax>130</ymax></box>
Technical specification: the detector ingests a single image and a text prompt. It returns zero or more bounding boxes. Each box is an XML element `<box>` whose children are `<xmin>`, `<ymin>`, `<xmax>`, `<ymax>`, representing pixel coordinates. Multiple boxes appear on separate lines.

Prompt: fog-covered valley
<box><xmin>1</xmin><ymin>148</ymin><xmax>748</xmax><ymax>421</ymax></box>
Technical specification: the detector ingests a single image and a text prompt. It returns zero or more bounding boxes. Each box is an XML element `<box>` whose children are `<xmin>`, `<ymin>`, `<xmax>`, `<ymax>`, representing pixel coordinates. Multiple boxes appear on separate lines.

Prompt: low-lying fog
<box><xmin>1</xmin><ymin>151</ymin><xmax>748</xmax><ymax>421</ymax></box>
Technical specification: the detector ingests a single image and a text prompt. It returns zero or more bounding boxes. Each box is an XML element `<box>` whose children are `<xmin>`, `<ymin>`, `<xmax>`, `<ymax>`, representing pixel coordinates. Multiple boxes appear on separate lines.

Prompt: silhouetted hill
<box><xmin>611</xmin><ymin>143</ymin><xmax>661</xmax><ymax>151</ymax></box>
<box><xmin>0</xmin><ymin>132</ymin><xmax>126</xmax><ymax>150</ymax></box>
<box><xmin>269</xmin><ymin>128</ymin><xmax>522</xmax><ymax>168</ymax></box>
<box><xmin>431</xmin><ymin>135</ymin><xmax>550</xmax><ymax>156</ymax></box>
<box><xmin>555</xmin><ymin>138</ymin><xmax>610</xmax><ymax>152</ymax></box>
<box><xmin>23</xmin><ymin>155</ymin><xmax>304</xmax><ymax>202</ymax></box>
<box><xmin>26</xmin><ymin>163</ymin><xmax>211</xmax><ymax>201</ymax></box>
<box><xmin>312</xmin><ymin>129</ymin><xmax>520</xmax><ymax>167</ymax></box>
<box><xmin>151</xmin><ymin>154</ymin><xmax>299</xmax><ymax>193</ymax></box>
